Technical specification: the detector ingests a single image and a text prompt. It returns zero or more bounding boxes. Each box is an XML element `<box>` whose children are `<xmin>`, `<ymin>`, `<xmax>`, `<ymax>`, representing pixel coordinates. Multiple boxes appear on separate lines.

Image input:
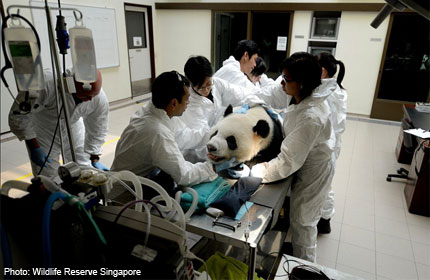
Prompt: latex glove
<box><xmin>250</xmin><ymin>163</ymin><xmax>267</xmax><ymax>179</ymax></box>
<box><xmin>92</xmin><ymin>161</ymin><xmax>110</xmax><ymax>171</ymax></box>
<box><xmin>234</xmin><ymin>104</ymin><xmax>250</xmax><ymax>114</ymax></box>
<box><xmin>30</xmin><ymin>147</ymin><xmax>51</xmax><ymax>167</ymax></box>
<box><xmin>227</xmin><ymin>163</ymin><xmax>251</xmax><ymax>178</ymax></box>
<box><xmin>214</xmin><ymin>157</ymin><xmax>240</xmax><ymax>173</ymax></box>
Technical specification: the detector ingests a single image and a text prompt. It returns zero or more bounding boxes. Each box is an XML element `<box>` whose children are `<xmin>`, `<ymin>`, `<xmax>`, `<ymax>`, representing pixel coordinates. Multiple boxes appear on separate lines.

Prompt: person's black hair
<box><xmin>233</xmin><ymin>40</ymin><xmax>260</xmax><ymax>61</ymax></box>
<box><xmin>151</xmin><ymin>71</ymin><xmax>190</xmax><ymax>109</ymax></box>
<box><xmin>280</xmin><ymin>52</ymin><xmax>322</xmax><ymax>100</ymax></box>
<box><xmin>317</xmin><ymin>52</ymin><xmax>346</xmax><ymax>89</ymax></box>
<box><xmin>184</xmin><ymin>56</ymin><xmax>213</xmax><ymax>89</ymax></box>
<box><xmin>251</xmin><ymin>57</ymin><xmax>267</xmax><ymax>76</ymax></box>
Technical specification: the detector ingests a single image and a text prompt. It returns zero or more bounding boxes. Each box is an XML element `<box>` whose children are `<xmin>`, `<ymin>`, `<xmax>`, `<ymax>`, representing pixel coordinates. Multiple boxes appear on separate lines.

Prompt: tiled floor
<box><xmin>1</xmin><ymin>103</ymin><xmax>429</xmax><ymax>279</ymax></box>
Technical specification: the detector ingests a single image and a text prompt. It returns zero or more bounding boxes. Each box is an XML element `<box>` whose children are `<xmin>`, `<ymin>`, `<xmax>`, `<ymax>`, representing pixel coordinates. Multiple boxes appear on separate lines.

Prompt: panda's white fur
<box><xmin>207</xmin><ymin>106</ymin><xmax>275</xmax><ymax>163</ymax></box>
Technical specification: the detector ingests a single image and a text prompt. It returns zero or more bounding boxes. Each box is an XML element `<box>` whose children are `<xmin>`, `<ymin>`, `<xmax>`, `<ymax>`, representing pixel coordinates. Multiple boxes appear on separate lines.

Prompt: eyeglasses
<box><xmin>282</xmin><ymin>75</ymin><xmax>294</xmax><ymax>84</ymax></box>
<box><xmin>194</xmin><ymin>81</ymin><xmax>214</xmax><ymax>93</ymax></box>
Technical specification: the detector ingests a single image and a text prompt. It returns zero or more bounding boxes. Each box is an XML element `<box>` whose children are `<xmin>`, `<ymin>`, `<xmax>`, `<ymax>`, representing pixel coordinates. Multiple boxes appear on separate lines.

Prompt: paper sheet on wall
<box><xmin>276</xmin><ymin>36</ymin><xmax>287</xmax><ymax>51</ymax></box>
<box><xmin>133</xmin><ymin>37</ymin><xmax>142</xmax><ymax>47</ymax></box>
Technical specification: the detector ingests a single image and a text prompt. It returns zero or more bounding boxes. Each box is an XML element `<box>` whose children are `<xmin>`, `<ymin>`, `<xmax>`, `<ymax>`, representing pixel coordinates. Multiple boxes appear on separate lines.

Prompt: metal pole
<box><xmin>44</xmin><ymin>1</ymin><xmax>76</xmax><ymax>162</ymax></box>
<box><xmin>247</xmin><ymin>243</ymin><xmax>256</xmax><ymax>280</ymax></box>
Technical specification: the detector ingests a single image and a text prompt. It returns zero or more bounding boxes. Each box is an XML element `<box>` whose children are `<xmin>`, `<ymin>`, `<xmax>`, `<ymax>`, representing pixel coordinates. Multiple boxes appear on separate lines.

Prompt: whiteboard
<box><xmin>29</xmin><ymin>1</ymin><xmax>120</xmax><ymax>69</ymax></box>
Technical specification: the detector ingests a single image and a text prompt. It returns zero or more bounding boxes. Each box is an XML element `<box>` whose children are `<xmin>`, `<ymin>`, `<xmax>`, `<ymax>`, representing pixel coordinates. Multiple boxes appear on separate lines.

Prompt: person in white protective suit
<box><xmin>174</xmin><ymin>55</ymin><xmax>264</xmax><ymax>163</ymax></box>
<box><xmin>214</xmin><ymin>39</ymin><xmax>260</xmax><ymax>89</ymax></box>
<box><xmin>251</xmin><ymin>52</ymin><xmax>337</xmax><ymax>262</ymax></box>
<box><xmin>246</xmin><ymin>57</ymin><xmax>277</xmax><ymax>88</ymax></box>
<box><xmin>111</xmin><ymin>71</ymin><xmax>236</xmax><ymax>194</ymax></box>
<box><xmin>9</xmin><ymin>69</ymin><xmax>110</xmax><ymax>179</ymax></box>
<box><xmin>214</xmin><ymin>40</ymin><xmax>290</xmax><ymax>110</ymax></box>
<box><xmin>316</xmin><ymin>53</ymin><xmax>347</xmax><ymax>234</ymax></box>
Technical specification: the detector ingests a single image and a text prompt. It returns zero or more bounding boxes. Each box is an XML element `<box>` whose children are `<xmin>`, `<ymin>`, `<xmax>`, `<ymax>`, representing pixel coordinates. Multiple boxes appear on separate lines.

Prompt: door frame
<box><xmin>211</xmin><ymin>10</ymin><xmax>293</xmax><ymax>68</ymax></box>
<box><xmin>124</xmin><ymin>3</ymin><xmax>156</xmax><ymax>97</ymax></box>
<box><xmin>370</xmin><ymin>12</ymin><xmax>430</xmax><ymax>121</ymax></box>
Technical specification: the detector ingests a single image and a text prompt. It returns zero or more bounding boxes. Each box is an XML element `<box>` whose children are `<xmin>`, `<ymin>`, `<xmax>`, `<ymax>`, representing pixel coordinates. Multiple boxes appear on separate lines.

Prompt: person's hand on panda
<box><xmin>213</xmin><ymin>157</ymin><xmax>241</xmax><ymax>173</ymax></box>
<box><xmin>251</xmin><ymin>162</ymin><xmax>268</xmax><ymax>179</ymax></box>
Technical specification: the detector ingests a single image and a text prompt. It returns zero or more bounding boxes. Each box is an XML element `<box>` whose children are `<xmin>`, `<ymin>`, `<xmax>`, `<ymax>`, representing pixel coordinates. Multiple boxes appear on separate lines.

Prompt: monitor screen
<box><xmin>311</xmin><ymin>17</ymin><xmax>339</xmax><ymax>39</ymax></box>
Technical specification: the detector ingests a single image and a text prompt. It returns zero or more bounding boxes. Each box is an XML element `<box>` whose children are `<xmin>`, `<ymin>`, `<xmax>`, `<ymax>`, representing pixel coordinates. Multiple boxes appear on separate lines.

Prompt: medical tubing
<box><xmin>38</xmin><ymin>105</ymin><xmax>63</xmax><ymax>175</ymax></box>
<box><xmin>42</xmin><ymin>191</ymin><xmax>69</xmax><ymax>267</ymax></box>
<box><xmin>137</xmin><ymin>176</ymin><xmax>172</xmax><ymax>210</ymax></box>
<box><xmin>117</xmin><ymin>170</ymin><xmax>144</xmax><ymax>212</ymax></box>
<box><xmin>73</xmin><ymin>200</ymin><xmax>107</xmax><ymax>245</ymax></box>
<box><xmin>174</xmin><ymin>187</ymin><xmax>198</xmax><ymax>221</ymax></box>
<box><xmin>38</xmin><ymin>174</ymin><xmax>70</xmax><ymax>195</ymax></box>
<box><xmin>0</xmin><ymin>180</ymin><xmax>31</xmax><ymax>196</ymax></box>
<box><xmin>186</xmin><ymin>251</ymin><xmax>209</xmax><ymax>280</ymax></box>
<box><xmin>151</xmin><ymin>195</ymin><xmax>186</xmax><ymax>230</ymax></box>
<box><xmin>114</xmin><ymin>199</ymin><xmax>151</xmax><ymax>250</ymax></box>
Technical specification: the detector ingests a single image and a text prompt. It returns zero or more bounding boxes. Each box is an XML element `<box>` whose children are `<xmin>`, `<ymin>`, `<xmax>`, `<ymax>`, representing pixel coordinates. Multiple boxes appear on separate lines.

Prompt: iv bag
<box><xmin>69</xmin><ymin>26</ymin><xmax>97</xmax><ymax>90</ymax></box>
<box><xmin>4</xmin><ymin>25</ymin><xmax>45</xmax><ymax>92</ymax></box>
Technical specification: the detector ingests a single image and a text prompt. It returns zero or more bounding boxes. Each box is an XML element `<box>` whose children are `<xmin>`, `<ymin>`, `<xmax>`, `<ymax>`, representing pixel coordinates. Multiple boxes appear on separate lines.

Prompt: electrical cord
<box><xmin>38</xmin><ymin>105</ymin><xmax>63</xmax><ymax>175</ymax></box>
<box><xmin>42</xmin><ymin>192</ymin><xmax>107</xmax><ymax>267</ymax></box>
<box><xmin>114</xmin><ymin>199</ymin><xmax>163</xmax><ymax>223</ymax></box>
<box><xmin>283</xmin><ymin>255</ymin><xmax>331</xmax><ymax>280</ymax></box>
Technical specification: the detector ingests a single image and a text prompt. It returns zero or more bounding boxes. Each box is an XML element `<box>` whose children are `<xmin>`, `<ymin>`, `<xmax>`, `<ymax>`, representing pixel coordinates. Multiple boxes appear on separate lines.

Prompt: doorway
<box><xmin>370</xmin><ymin>13</ymin><xmax>429</xmax><ymax>121</ymax></box>
<box><xmin>213</xmin><ymin>12</ymin><xmax>248</xmax><ymax>71</ymax></box>
<box><xmin>213</xmin><ymin>11</ymin><xmax>292</xmax><ymax>77</ymax></box>
<box><xmin>125</xmin><ymin>5</ymin><xmax>154</xmax><ymax>97</ymax></box>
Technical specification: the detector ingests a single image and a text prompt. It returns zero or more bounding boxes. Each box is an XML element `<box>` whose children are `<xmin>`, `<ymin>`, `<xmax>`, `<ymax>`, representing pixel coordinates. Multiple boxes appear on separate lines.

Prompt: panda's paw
<box><xmin>227</xmin><ymin>164</ymin><xmax>250</xmax><ymax>178</ymax></box>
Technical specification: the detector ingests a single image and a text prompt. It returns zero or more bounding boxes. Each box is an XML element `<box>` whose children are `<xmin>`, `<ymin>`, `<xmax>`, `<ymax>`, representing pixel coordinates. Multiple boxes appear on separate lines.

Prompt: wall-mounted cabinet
<box><xmin>308</xmin><ymin>11</ymin><xmax>341</xmax><ymax>56</ymax></box>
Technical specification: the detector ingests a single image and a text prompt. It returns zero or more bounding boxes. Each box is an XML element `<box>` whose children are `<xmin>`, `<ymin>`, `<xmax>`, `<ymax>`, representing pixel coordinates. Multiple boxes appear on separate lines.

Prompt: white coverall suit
<box><xmin>174</xmin><ymin>77</ymin><xmax>263</xmax><ymax>163</ymax></box>
<box><xmin>215</xmin><ymin>56</ymin><xmax>290</xmax><ymax>110</ymax></box>
<box><xmin>111</xmin><ymin>102</ymin><xmax>218</xmax><ymax>186</ymax></box>
<box><xmin>321</xmin><ymin>78</ymin><xmax>348</xmax><ymax>220</ymax></box>
<box><xmin>252</xmin><ymin>79</ymin><xmax>337</xmax><ymax>262</ymax></box>
<box><xmin>8</xmin><ymin>69</ymin><xmax>109</xmax><ymax>178</ymax></box>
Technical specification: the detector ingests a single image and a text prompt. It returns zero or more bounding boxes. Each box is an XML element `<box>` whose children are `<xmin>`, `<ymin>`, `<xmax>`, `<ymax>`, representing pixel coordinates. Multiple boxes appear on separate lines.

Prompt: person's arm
<box><xmin>82</xmin><ymin>89</ymin><xmax>109</xmax><ymax>160</ymax></box>
<box><xmin>151</xmin><ymin>132</ymin><xmax>217</xmax><ymax>186</ymax></box>
<box><xmin>214</xmin><ymin>77</ymin><xmax>264</xmax><ymax>107</ymax></box>
<box><xmin>172</xmin><ymin>116</ymin><xmax>210</xmax><ymax>151</ymax></box>
<box><xmin>250</xmin><ymin>81</ymin><xmax>291</xmax><ymax>110</ymax></box>
<box><xmin>260</xmin><ymin>118</ymin><xmax>323</xmax><ymax>183</ymax></box>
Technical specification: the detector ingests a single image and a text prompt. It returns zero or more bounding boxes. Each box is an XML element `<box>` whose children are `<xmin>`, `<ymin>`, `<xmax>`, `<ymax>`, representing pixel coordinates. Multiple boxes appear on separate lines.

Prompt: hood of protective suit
<box><xmin>222</xmin><ymin>56</ymin><xmax>240</xmax><ymax>67</ymax></box>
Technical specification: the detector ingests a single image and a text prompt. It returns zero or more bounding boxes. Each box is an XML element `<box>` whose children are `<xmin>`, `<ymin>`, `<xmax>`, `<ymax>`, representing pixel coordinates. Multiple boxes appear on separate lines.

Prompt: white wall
<box><xmin>1</xmin><ymin>0</ymin><xmax>156</xmax><ymax>133</ymax></box>
<box><xmin>336</xmin><ymin>11</ymin><xmax>388</xmax><ymax>115</ymax></box>
<box><xmin>155</xmin><ymin>9</ymin><xmax>212</xmax><ymax>75</ymax></box>
<box><xmin>289</xmin><ymin>11</ymin><xmax>312</xmax><ymax>54</ymax></box>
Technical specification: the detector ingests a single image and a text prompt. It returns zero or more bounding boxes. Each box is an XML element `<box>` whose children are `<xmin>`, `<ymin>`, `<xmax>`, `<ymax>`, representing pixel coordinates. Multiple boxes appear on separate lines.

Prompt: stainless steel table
<box><xmin>186</xmin><ymin>203</ymin><xmax>272</xmax><ymax>280</ymax></box>
<box><xmin>186</xmin><ymin>177</ymin><xmax>292</xmax><ymax>280</ymax></box>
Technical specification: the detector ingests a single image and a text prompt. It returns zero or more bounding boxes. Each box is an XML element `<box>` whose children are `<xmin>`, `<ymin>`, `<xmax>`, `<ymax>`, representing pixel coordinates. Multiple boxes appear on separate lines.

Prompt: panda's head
<box><xmin>206</xmin><ymin>105</ymin><xmax>274</xmax><ymax>163</ymax></box>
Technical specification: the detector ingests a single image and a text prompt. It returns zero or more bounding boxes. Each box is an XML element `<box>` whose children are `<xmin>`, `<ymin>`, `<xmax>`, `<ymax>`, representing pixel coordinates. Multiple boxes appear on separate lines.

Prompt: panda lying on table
<box><xmin>206</xmin><ymin>104</ymin><xmax>284</xmax><ymax>175</ymax></box>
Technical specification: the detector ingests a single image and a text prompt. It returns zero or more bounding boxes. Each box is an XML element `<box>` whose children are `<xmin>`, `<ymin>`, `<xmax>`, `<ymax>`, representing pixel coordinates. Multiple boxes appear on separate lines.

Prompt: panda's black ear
<box><xmin>224</xmin><ymin>104</ymin><xmax>233</xmax><ymax>117</ymax></box>
<box><xmin>253</xmin><ymin>120</ymin><xmax>270</xmax><ymax>138</ymax></box>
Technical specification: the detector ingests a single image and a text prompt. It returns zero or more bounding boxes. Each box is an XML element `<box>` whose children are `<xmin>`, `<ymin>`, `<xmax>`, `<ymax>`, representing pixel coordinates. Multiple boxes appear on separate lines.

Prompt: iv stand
<box><xmin>7</xmin><ymin>3</ymin><xmax>84</xmax><ymax>164</ymax></box>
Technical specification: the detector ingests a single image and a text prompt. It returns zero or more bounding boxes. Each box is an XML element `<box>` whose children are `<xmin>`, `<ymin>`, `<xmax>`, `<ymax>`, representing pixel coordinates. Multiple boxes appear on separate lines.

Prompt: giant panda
<box><xmin>206</xmin><ymin>105</ymin><xmax>283</xmax><ymax>167</ymax></box>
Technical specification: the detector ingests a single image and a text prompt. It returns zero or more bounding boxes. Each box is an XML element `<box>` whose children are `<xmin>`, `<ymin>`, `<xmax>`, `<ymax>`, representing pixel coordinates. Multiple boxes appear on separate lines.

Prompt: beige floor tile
<box><xmin>376</xmin><ymin>252</ymin><xmax>418</xmax><ymax>280</ymax></box>
<box><xmin>416</xmin><ymin>263</ymin><xmax>430</xmax><ymax>280</ymax></box>
<box><xmin>341</xmin><ymin>224</ymin><xmax>376</xmax><ymax>250</ymax></box>
<box><xmin>375</xmin><ymin>232</ymin><xmax>414</xmax><ymax>261</ymax></box>
<box><xmin>337</xmin><ymin>242</ymin><xmax>376</xmax><ymax>274</ymax></box>
<box><xmin>375</xmin><ymin>216</ymin><xmax>410</xmax><ymax>240</ymax></box>
<box><xmin>409</xmin><ymin>224</ymin><xmax>430</xmax><ymax>245</ymax></box>
<box><xmin>316</xmin><ymin>237</ymin><xmax>339</xmax><ymax>262</ymax></box>
<box><xmin>335</xmin><ymin>263</ymin><xmax>377</xmax><ymax>280</ymax></box>
<box><xmin>343</xmin><ymin>208</ymin><xmax>375</xmax><ymax>231</ymax></box>
<box><xmin>412</xmin><ymin>242</ymin><xmax>430</xmax><ymax>266</ymax></box>
<box><xmin>375</xmin><ymin>203</ymin><xmax>407</xmax><ymax>223</ymax></box>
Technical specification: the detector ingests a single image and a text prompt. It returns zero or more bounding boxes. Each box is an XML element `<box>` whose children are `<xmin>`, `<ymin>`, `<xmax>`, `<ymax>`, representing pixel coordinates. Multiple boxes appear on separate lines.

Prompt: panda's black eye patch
<box><xmin>226</xmin><ymin>136</ymin><xmax>237</xmax><ymax>150</ymax></box>
<box><xmin>210</xmin><ymin>131</ymin><xmax>218</xmax><ymax>139</ymax></box>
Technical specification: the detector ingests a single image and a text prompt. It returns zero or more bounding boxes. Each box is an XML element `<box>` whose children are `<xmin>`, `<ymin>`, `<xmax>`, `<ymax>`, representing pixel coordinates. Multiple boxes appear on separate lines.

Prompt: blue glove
<box><xmin>92</xmin><ymin>161</ymin><xmax>110</xmax><ymax>171</ymax></box>
<box><xmin>30</xmin><ymin>147</ymin><xmax>51</xmax><ymax>167</ymax></box>
<box><xmin>235</xmin><ymin>104</ymin><xmax>250</xmax><ymax>114</ymax></box>
<box><xmin>214</xmin><ymin>157</ymin><xmax>240</xmax><ymax>173</ymax></box>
